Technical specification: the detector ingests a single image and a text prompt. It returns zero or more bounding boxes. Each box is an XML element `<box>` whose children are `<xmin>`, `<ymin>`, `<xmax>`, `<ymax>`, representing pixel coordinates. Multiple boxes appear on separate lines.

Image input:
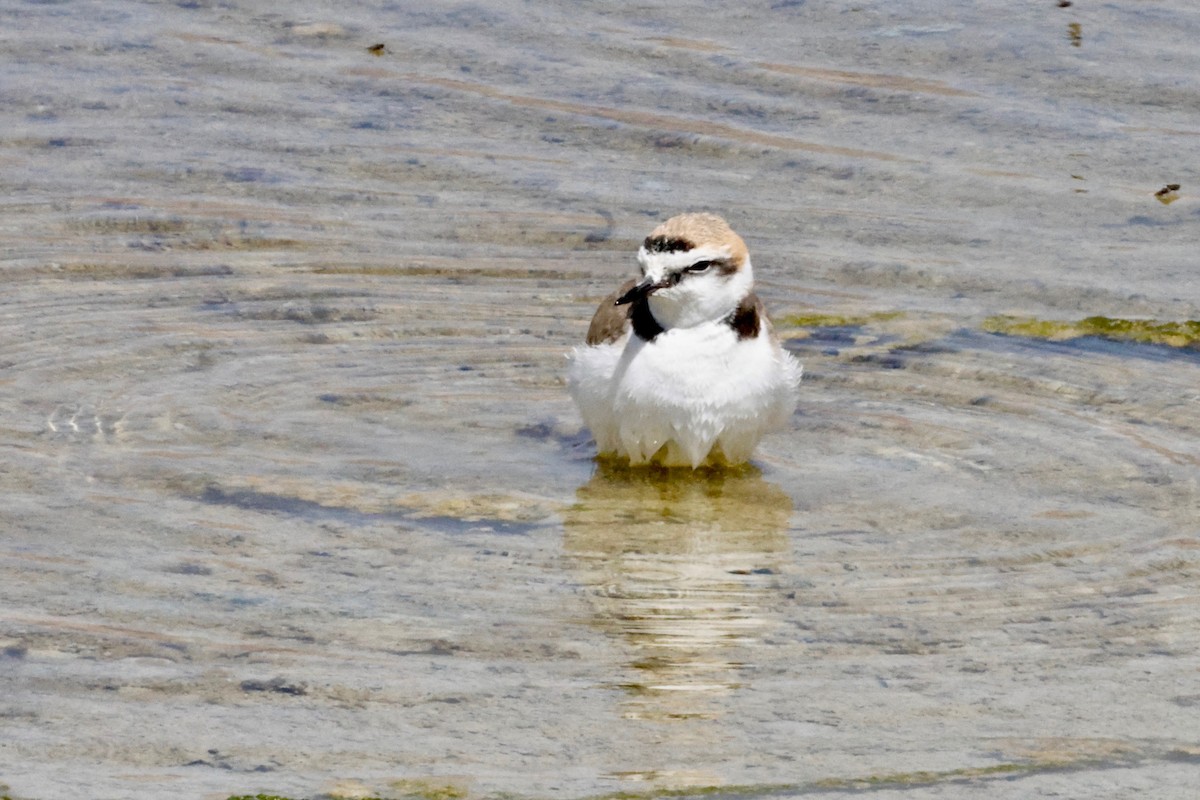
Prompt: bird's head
<box><xmin>617</xmin><ymin>212</ymin><xmax>753</xmax><ymax>330</ymax></box>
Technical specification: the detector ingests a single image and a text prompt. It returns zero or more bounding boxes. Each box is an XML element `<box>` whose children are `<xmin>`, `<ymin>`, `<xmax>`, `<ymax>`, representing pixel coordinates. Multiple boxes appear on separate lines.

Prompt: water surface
<box><xmin>2</xmin><ymin>1</ymin><xmax>1199</xmax><ymax>799</ymax></box>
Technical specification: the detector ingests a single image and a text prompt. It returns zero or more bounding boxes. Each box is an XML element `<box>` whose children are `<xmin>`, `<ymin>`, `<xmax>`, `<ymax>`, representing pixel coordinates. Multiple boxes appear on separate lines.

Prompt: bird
<box><xmin>567</xmin><ymin>212</ymin><xmax>802</xmax><ymax>468</ymax></box>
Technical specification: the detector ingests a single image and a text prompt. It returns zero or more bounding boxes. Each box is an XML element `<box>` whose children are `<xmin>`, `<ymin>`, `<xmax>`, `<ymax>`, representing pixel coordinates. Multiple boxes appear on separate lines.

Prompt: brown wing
<box><xmin>585</xmin><ymin>278</ymin><xmax>637</xmax><ymax>345</ymax></box>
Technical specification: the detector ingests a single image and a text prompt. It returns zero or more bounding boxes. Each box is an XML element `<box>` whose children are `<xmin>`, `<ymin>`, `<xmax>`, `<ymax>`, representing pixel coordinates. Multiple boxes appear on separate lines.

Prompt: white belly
<box><xmin>567</xmin><ymin>323</ymin><xmax>801</xmax><ymax>467</ymax></box>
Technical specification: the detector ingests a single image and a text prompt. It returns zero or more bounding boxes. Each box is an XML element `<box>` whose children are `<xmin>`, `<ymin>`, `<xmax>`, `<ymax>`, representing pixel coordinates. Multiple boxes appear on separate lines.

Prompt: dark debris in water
<box><xmin>848</xmin><ymin>352</ymin><xmax>907</xmax><ymax>369</ymax></box>
<box><xmin>1154</xmin><ymin>183</ymin><xmax>1181</xmax><ymax>205</ymax></box>
<box><xmin>239</xmin><ymin>677</ymin><xmax>307</xmax><ymax>696</ymax></box>
<box><xmin>184</xmin><ymin>748</ymin><xmax>278</xmax><ymax>774</ymax></box>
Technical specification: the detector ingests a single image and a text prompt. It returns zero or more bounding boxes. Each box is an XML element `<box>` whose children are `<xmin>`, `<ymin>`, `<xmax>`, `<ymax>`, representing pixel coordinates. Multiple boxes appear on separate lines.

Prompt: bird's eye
<box><xmin>686</xmin><ymin>260</ymin><xmax>714</xmax><ymax>273</ymax></box>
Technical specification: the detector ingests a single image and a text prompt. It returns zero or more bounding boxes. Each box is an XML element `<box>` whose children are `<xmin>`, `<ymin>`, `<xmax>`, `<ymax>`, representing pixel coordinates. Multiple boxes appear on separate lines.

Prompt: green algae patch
<box><xmin>983</xmin><ymin>315</ymin><xmax>1200</xmax><ymax>349</ymax></box>
<box><xmin>388</xmin><ymin>779</ymin><xmax>470</xmax><ymax>800</ymax></box>
<box><xmin>780</xmin><ymin>310</ymin><xmax>905</xmax><ymax>328</ymax></box>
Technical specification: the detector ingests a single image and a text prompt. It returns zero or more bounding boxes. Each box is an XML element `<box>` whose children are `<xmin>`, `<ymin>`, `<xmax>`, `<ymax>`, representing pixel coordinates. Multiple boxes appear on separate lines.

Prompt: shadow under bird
<box><xmin>568</xmin><ymin>213</ymin><xmax>802</xmax><ymax>468</ymax></box>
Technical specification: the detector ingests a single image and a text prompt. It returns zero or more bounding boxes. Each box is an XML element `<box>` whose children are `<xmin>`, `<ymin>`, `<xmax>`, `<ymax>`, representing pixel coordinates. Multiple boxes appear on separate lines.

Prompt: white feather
<box><xmin>567</xmin><ymin>317</ymin><xmax>801</xmax><ymax>468</ymax></box>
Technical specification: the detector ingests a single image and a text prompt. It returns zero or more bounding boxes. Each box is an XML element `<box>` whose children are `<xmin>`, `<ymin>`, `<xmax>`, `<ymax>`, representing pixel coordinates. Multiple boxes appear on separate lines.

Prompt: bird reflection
<box><xmin>563</xmin><ymin>460</ymin><xmax>793</xmax><ymax>722</ymax></box>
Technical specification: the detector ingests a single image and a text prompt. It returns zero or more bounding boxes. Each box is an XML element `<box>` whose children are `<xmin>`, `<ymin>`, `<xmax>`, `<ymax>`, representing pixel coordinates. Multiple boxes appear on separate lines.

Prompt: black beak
<box><xmin>615</xmin><ymin>276</ymin><xmax>668</xmax><ymax>306</ymax></box>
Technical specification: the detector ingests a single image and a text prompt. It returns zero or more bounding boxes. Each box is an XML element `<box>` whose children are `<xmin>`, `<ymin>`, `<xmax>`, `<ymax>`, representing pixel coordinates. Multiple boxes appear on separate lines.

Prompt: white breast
<box><xmin>567</xmin><ymin>323</ymin><xmax>801</xmax><ymax>467</ymax></box>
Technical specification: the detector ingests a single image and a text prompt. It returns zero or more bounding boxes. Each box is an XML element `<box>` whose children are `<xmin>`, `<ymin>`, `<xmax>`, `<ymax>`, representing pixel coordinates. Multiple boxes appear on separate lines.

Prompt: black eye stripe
<box><xmin>682</xmin><ymin>258</ymin><xmax>736</xmax><ymax>275</ymax></box>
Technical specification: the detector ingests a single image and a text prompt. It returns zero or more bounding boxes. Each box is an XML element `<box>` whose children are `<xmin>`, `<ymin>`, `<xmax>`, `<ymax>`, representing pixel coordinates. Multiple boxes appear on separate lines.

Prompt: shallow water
<box><xmin>2</xmin><ymin>1</ymin><xmax>1200</xmax><ymax>799</ymax></box>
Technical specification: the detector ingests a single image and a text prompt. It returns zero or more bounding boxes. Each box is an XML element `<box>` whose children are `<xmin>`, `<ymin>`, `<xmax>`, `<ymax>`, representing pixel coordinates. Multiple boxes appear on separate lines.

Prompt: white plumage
<box><xmin>567</xmin><ymin>213</ymin><xmax>801</xmax><ymax>468</ymax></box>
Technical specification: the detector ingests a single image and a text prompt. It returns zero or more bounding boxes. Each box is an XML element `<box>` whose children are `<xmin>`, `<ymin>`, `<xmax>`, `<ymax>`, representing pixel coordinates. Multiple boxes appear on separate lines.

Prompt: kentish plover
<box><xmin>568</xmin><ymin>213</ymin><xmax>802</xmax><ymax>468</ymax></box>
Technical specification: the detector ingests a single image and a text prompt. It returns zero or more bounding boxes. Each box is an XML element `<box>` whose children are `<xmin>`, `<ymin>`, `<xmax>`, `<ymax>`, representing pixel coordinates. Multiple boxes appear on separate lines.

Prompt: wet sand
<box><xmin>2</xmin><ymin>1</ymin><xmax>1199</xmax><ymax>799</ymax></box>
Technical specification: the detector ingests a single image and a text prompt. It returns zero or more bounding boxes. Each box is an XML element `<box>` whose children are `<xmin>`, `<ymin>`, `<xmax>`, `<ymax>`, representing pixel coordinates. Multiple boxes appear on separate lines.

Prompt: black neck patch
<box><xmin>643</xmin><ymin>235</ymin><xmax>694</xmax><ymax>254</ymax></box>
<box><xmin>630</xmin><ymin>296</ymin><xmax>665</xmax><ymax>341</ymax></box>
<box><xmin>725</xmin><ymin>293</ymin><xmax>761</xmax><ymax>340</ymax></box>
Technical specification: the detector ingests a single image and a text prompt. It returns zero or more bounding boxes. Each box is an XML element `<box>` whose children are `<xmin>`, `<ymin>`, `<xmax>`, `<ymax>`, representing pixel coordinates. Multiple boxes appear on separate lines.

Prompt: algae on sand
<box><xmin>778</xmin><ymin>311</ymin><xmax>906</xmax><ymax>329</ymax></box>
<box><xmin>982</xmin><ymin>315</ymin><xmax>1200</xmax><ymax>349</ymax></box>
